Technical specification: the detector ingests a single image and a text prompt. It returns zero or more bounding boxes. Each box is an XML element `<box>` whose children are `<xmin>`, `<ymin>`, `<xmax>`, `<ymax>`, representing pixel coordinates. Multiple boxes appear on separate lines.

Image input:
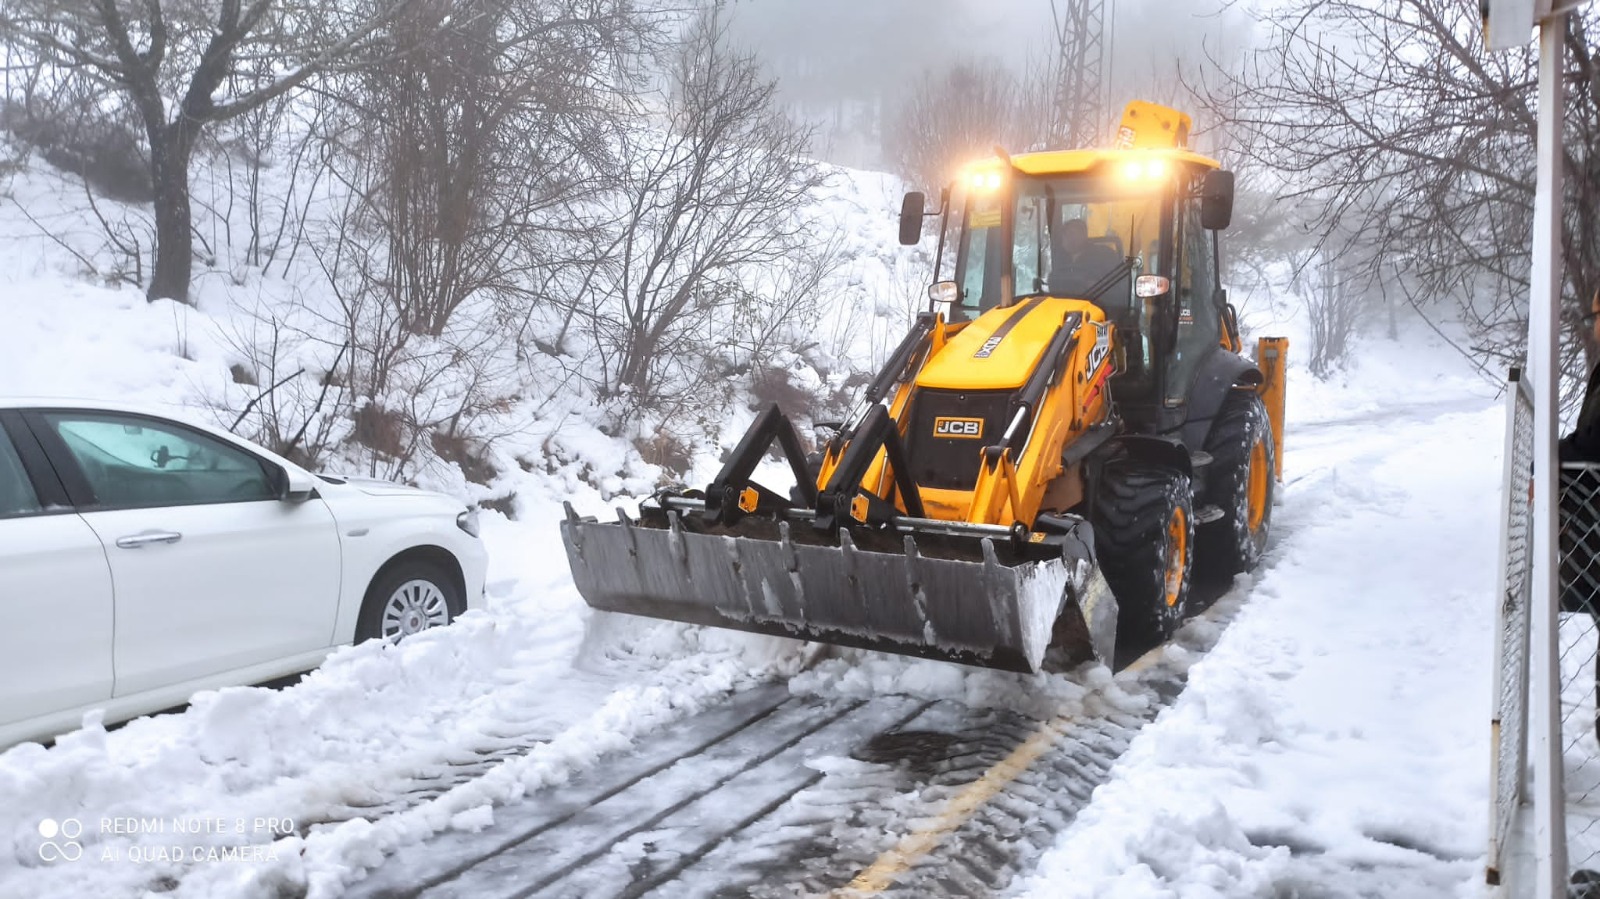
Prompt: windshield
<box><xmin>952</xmin><ymin>171</ymin><xmax>1167</xmax><ymax>320</ymax></box>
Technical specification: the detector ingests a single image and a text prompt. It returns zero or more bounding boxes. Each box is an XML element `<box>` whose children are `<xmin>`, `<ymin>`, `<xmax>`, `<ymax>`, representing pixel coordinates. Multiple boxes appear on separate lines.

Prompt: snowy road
<box><xmin>332</xmin><ymin>385</ymin><xmax>1504</xmax><ymax>899</ymax></box>
<box><xmin>0</xmin><ymin>346</ymin><xmax>1504</xmax><ymax>899</ymax></box>
<box><xmin>342</xmin><ymin>625</ymin><xmax>1210</xmax><ymax>899</ymax></box>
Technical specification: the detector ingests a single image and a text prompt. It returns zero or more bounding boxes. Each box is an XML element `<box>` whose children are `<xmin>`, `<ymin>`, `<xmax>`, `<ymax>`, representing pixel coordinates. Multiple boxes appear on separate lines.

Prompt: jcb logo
<box><xmin>933</xmin><ymin>417</ymin><xmax>984</xmax><ymax>439</ymax></box>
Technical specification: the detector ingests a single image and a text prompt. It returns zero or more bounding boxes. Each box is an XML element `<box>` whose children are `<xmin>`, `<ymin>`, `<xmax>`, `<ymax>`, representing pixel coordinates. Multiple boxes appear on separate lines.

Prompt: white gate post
<box><xmin>1529</xmin><ymin>10</ymin><xmax>1569</xmax><ymax>897</ymax></box>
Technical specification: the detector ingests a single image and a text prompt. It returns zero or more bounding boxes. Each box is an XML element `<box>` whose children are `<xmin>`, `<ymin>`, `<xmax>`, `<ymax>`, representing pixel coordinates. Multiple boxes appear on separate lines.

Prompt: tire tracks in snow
<box><xmin>333</xmin><ymin>393</ymin><xmax>1465</xmax><ymax>897</ymax></box>
<box><xmin>342</xmin><ymin>592</ymin><xmax>1236</xmax><ymax>899</ymax></box>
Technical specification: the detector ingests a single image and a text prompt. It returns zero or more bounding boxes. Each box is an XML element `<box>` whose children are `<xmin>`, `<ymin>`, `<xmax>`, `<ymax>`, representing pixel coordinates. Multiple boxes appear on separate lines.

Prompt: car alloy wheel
<box><xmin>381</xmin><ymin>579</ymin><xmax>451</xmax><ymax>641</ymax></box>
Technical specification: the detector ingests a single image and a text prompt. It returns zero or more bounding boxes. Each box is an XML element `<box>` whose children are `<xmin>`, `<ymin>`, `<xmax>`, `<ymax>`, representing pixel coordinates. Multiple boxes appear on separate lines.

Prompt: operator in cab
<box><xmin>1048</xmin><ymin>217</ymin><xmax>1121</xmax><ymax>300</ymax></box>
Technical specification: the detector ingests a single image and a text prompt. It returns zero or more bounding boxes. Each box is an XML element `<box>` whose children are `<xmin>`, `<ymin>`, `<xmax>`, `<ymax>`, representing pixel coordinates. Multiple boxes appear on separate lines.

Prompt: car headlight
<box><xmin>456</xmin><ymin>507</ymin><xmax>481</xmax><ymax>538</ymax></box>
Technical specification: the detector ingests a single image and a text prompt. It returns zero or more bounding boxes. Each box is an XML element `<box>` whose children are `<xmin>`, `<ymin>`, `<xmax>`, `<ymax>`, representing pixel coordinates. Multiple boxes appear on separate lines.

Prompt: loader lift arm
<box><xmin>703</xmin><ymin>309</ymin><xmax>939</xmax><ymax>534</ymax></box>
<box><xmin>702</xmin><ymin>404</ymin><xmax>819</xmax><ymax>526</ymax></box>
<box><xmin>816</xmin><ymin>404</ymin><xmax>925</xmax><ymax>533</ymax></box>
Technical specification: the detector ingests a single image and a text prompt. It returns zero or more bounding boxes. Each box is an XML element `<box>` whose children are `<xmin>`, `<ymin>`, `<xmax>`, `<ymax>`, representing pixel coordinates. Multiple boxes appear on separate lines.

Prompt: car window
<box><xmin>42</xmin><ymin>412</ymin><xmax>276</xmax><ymax>510</ymax></box>
<box><xmin>0</xmin><ymin>429</ymin><xmax>41</xmax><ymax>518</ymax></box>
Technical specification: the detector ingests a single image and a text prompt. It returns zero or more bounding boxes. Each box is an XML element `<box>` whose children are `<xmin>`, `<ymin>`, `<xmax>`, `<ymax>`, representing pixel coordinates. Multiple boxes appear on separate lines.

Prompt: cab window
<box><xmin>954</xmin><ymin>192</ymin><xmax>1005</xmax><ymax>319</ymax></box>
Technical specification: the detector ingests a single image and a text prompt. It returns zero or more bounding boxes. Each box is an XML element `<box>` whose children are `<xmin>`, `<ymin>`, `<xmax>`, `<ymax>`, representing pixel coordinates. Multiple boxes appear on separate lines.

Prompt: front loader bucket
<box><xmin>561</xmin><ymin>508</ymin><xmax>1117</xmax><ymax>674</ymax></box>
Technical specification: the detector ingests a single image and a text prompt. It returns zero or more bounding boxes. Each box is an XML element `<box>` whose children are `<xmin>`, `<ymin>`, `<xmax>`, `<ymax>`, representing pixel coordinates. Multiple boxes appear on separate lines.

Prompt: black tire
<box><xmin>1093</xmin><ymin>463</ymin><xmax>1195</xmax><ymax>648</ymax></box>
<box><xmin>1197</xmin><ymin>390</ymin><xmax>1276</xmax><ymax>577</ymax></box>
<box><xmin>355</xmin><ymin>559</ymin><xmax>465</xmax><ymax>644</ymax></box>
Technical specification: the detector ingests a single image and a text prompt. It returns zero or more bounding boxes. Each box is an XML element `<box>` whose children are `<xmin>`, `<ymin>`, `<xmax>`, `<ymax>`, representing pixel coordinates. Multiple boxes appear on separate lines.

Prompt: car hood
<box><xmin>318</xmin><ymin>474</ymin><xmax>439</xmax><ymax>499</ymax></box>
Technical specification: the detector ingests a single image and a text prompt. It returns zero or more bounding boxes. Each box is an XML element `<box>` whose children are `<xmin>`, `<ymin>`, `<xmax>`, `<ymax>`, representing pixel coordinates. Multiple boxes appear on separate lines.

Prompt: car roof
<box><xmin>0</xmin><ymin>397</ymin><xmax>223</xmax><ymax>428</ymax></box>
<box><xmin>0</xmin><ymin>396</ymin><xmax>193</xmax><ymax>413</ymax></box>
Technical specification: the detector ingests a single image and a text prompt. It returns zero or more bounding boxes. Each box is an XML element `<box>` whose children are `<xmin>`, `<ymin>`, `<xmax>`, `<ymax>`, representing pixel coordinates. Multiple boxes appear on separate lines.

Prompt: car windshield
<box><xmin>953</xmin><ymin>170</ymin><xmax>1166</xmax><ymax>318</ymax></box>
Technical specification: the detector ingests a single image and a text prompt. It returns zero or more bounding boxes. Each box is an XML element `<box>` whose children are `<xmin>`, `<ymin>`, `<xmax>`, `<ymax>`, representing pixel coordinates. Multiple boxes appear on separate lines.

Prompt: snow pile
<box><xmin>0</xmin><ymin>514</ymin><xmax>815</xmax><ymax>899</ymax></box>
<box><xmin>1012</xmin><ymin>342</ymin><xmax>1501</xmax><ymax>897</ymax></box>
<box><xmin>795</xmin><ymin>654</ymin><xmax>1107</xmax><ymax>722</ymax></box>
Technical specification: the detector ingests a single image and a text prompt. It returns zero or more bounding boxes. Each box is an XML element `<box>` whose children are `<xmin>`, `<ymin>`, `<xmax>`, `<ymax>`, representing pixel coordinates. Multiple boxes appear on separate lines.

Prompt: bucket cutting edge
<box><xmin>560</xmin><ymin>512</ymin><xmax>1117</xmax><ymax>674</ymax></box>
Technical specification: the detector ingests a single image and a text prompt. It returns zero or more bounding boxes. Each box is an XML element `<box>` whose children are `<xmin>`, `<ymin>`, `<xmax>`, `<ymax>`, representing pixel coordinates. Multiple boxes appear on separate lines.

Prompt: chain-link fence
<box><xmin>1561</xmin><ymin>461</ymin><xmax>1600</xmax><ymax>880</ymax></box>
<box><xmin>1492</xmin><ymin>370</ymin><xmax>1534</xmax><ymax>887</ymax></box>
<box><xmin>1488</xmin><ymin>366</ymin><xmax>1600</xmax><ymax>894</ymax></box>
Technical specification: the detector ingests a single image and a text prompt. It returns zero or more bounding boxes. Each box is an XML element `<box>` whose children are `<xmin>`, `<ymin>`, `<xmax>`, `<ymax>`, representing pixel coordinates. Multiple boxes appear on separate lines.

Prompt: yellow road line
<box><xmin>832</xmin><ymin>715</ymin><xmax>1068</xmax><ymax>896</ymax></box>
<box><xmin>835</xmin><ymin>599</ymin><xmax>1239</xmax><ymax>894</ymax></box>
<box><xmin>1114</xmin><ymin>642</ymin><xmax>1171</xmax><ymax>678</ymax></box>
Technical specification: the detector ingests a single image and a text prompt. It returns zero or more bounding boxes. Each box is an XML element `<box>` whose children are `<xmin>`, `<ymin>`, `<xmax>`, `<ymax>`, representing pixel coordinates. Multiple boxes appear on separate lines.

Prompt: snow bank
<box><xmin>1013</xmin><ymin>337</ymin><xmax>1500</xmax><ymax>898</ymax></box>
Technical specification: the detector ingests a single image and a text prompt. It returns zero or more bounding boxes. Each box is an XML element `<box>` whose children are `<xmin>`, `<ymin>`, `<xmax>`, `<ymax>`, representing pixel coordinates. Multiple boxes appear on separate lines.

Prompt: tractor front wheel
<box><xmin>1093</xmin><ymin>463</ymin><xmax>1195</xmax><ymax>650</ymax></box>
<box><xmin>1199</xmin><ymin>389</ymin><xmax>1276</xmax><ymax>577</ymax></box>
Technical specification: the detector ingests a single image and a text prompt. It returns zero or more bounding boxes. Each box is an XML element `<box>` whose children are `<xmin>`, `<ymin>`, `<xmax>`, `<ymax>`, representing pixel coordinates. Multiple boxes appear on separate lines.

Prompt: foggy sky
<box><xmin>724</xmin><ymin>0</ymin><xmax>1259</xmax><ymax>167</ymax></box>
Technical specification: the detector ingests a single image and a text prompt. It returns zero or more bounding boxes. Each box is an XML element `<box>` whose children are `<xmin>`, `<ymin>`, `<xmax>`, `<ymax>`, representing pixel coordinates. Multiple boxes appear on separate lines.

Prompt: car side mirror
<box><xmin>899</xmin><ymin>191</ymin><xmax>926</xmax><ymax>246</ymax></box>
<box><xmin>1200</xmin><ymin>169</ymin><xmax>1235</xmax><ymax>231</ymax></box>
<box><xmin>276</xmin><ymin>465</ymin><xmax>317</xmax><ymax>502</ymax></box>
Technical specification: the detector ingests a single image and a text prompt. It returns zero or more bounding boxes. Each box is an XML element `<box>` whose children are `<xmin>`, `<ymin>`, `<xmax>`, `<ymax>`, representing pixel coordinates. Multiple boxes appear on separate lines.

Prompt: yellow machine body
<box><xmin>828</xmin><ymin>299</ymin><xmax>1117</xmax><ymax>528</ymax></box>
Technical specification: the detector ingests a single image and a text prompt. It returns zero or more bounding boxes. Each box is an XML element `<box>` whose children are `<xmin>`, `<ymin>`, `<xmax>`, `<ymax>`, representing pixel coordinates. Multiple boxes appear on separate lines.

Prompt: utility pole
<box><xmin>1051</xmin><ymin>0</ymin><xmax>1110</xmax><ymax>149</ymax></box>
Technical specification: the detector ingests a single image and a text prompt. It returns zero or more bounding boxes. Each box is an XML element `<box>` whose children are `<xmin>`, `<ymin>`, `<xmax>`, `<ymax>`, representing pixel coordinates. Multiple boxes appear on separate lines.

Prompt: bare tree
<box><xmin>0</xmin><ymin>0</ymin><xmax>421</xmax><ymax>303</ymax></box>
<box><xmin>263</xmin><ymin>0</ymin><xmax>651</xmax><ymax>479</ymax></box>
<box><xmin>322</xmin><ymin>0</ymin><xmax>644</xmax><ymax>341</ymax></box>
<box><xmin>1193</xmin><ymin>1</ymin><xmax>1600</xmax><ymax>387</ymax></box>
<box><xmin>882</xmin><ymin>59</ymin><xmax>1052</xmax><ymax>195</ymax></box>
<box><xmin>562</xmin><ymin>8</ymin><xmax>826</xmax><ymax>422</ymax></box>
<box><xmin>1220</xmin><ymin>181</ymin><xmax>1381</xmax><ymax>376</ymax></box>
<box><xmin>1300</xmin><ymin>251</ymin><xmax>1363</xmax><ymax>378</ymax></box>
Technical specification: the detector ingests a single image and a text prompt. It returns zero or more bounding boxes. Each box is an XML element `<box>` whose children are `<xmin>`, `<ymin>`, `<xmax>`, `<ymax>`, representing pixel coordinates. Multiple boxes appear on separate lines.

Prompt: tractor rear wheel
<box><xmin>1093</xmin><ymin>463</ymin><xmax>1195</xmax><ymax>649</ymax></box>
<box><xmin>1199</xmin><ymin>389</ymin><xmax>1275</xmax><ymax>577</ymax></box>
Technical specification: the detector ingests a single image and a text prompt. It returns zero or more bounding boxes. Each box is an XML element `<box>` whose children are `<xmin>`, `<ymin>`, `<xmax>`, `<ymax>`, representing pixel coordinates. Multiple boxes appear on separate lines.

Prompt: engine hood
<box><xmin>918</xmin><ymin>297</ymin><xmax>1098</xmax><ymax>392</ymax></box>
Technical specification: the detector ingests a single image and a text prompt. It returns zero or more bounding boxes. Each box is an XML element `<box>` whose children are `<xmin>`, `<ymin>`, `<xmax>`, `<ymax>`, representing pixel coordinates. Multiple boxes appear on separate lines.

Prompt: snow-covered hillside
<box><xmin>0</xmin><ymin>140</ymin><xmax>1511</xmax><ymax>899</ymax></box>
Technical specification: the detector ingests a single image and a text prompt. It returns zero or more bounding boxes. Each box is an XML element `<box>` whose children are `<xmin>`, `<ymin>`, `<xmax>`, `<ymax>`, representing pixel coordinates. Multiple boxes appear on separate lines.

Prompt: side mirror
<box><xmin>899</xmin><ymin>191</ymin><xmax>926</xmax><ymax>245</ymax></box>
<box><xmin>1200</xmin><ymin>169</ymin><xmax>1235</xmax><ymax>231</ymax></box>
<box><xmin>275</xmin><ymin>464</ymin><xmax>318</xmax><ymax>502</ymax></box>
<box><xmin>1135</xmin><ymin>275</ymin><xmax>1171</xmax><ymax>298</ymax></box>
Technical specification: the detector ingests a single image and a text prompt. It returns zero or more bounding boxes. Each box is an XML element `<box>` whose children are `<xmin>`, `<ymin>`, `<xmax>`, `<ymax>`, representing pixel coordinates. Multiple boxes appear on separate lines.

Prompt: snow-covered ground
<box><xmin>0</xmin><ymin>282</ymin><xmax>1507</xmax><ymax>898</ymax></box>
<box><xmin>0</xmin><ymin>140</ymin><xmax>1515</xmax><ymax>898</ymax></box>
<box><xmin>1015</xmin><ymin>368</ymin><xmax>1501</xmax><ymax>898</ymax></box>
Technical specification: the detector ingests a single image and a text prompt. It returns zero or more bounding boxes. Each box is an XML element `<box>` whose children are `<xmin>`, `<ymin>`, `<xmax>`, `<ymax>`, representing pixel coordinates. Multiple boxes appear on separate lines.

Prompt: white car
<box><xmin>0</xmin><ymin>399</ymin><xmax>488</xmax><ymax>747</ymax></box>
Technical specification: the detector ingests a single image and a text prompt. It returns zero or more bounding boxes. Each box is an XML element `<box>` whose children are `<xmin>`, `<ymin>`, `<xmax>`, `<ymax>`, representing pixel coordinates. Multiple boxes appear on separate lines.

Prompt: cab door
<box><xmin>1165</xmin><ymin>191</ymin><xmax>1224</xmax><ymax>408</ymax></box>
<box><xmin>0</xmin><ymin>413</ymin><xmax>114</xmax><ymax>730</ymax></box>
<box><xmin>25</xmin><ymin>410</ymin><xmax>342</xmax><ymax>697</ymax></box>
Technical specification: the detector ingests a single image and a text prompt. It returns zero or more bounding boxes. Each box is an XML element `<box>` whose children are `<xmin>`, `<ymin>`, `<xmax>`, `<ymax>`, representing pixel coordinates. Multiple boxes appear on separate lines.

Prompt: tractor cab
<box><xmin>900</xmin><ymin>101</ymin><xmax>1241</xmax><ymax>435</ymax></box>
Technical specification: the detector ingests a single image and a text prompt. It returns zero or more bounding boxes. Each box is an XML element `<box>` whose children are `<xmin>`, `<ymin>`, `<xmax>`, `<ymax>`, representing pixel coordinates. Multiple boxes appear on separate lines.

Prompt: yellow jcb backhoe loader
<box><xmin>561</xmin><ymin>100</ymin><xmax>1287</xmax><ymax>673</ymax></box>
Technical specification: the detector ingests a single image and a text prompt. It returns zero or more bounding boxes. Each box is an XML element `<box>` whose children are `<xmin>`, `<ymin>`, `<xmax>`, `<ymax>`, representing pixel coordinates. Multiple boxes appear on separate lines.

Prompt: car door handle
<box><xmin>115</xmin><ymin>530</ymin><xmax>184</xmax><ymax>549</ymax></box>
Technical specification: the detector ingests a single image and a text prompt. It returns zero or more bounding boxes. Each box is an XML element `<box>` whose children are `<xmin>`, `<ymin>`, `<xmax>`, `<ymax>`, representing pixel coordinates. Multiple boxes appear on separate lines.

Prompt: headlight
<box><xmin>456</xmin><ymin>507</ymin><xmax>481</xmax><ymax>538</ymax></box>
